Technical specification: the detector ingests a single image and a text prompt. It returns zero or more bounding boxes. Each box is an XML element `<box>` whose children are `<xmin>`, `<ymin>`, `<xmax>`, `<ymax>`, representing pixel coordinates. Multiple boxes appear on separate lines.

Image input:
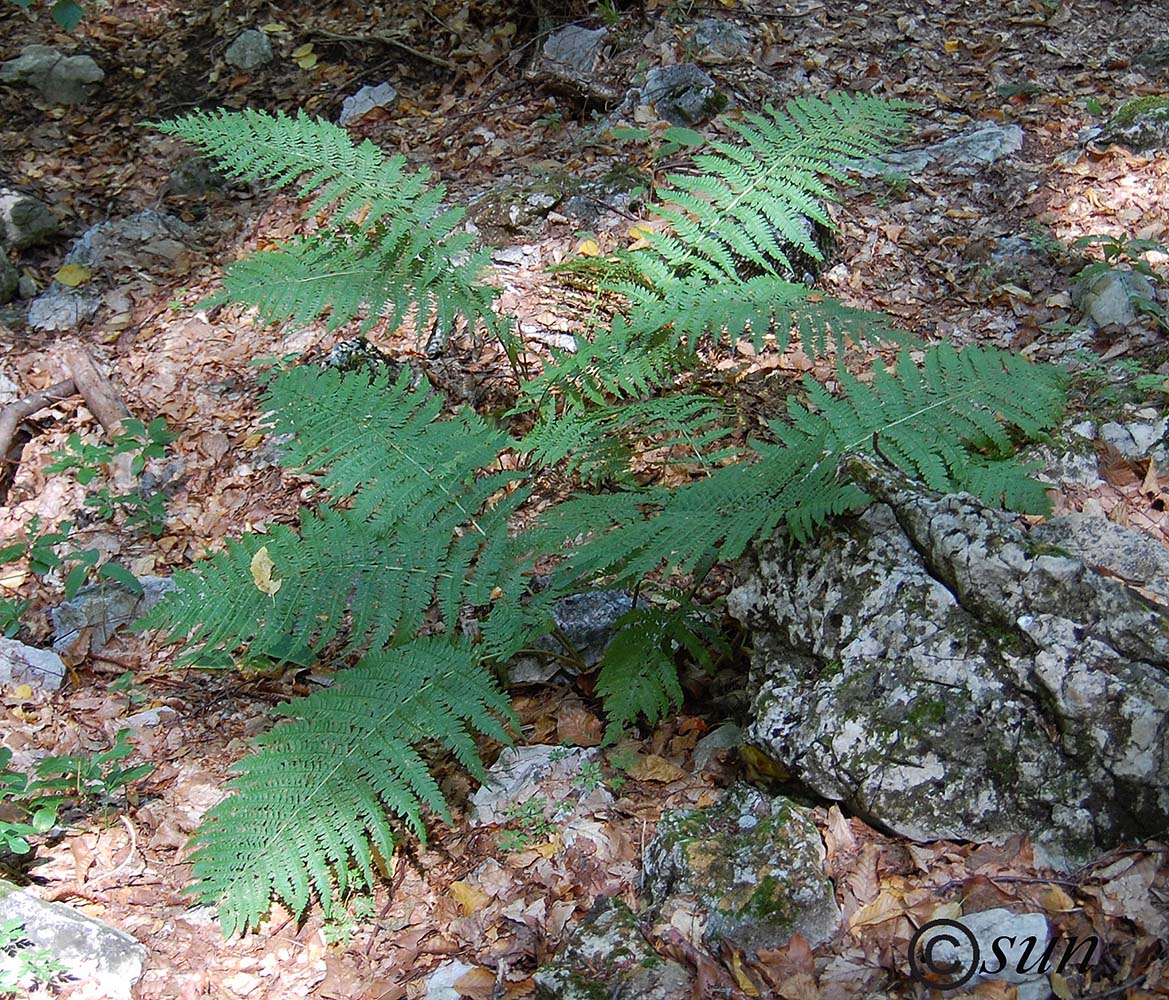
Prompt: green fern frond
<box><xmin>267</xmin><ymin>366</ymin><xmax>516</xmax><ymax>520</ymax></box>
<box><xmin>618</xmin><ymin>272</ymin><xmax>907</xmax><ymax>354</ymax></box>
<box><xmin>521</xmin><ymin>393</ymin><xmax>738</xmax><ymax>483</ymax></box>
<box><xmin>185</xmin><ymin>637</ymin><xmax>513</xmax><ymax>936</ymax></box>
<box><xmin>515</xmin><ymin>317</ymin><xmax>697</xmax><ymax>410</ymax></box>
<box><xmin>538</xmin><ymin>344</ymin><xmax>1065</xmax><ymax>585</ymax></box>
<box><xmin>635</xmin><ymin>94</ymin><xmax>911</xmax><ymax>283</ymax></box>
<box><xmin>155</xmin><ymin>109</ymin><xmax>495</xmax><ymax>334</ymax></box>
<box><xmin>140</xmin><ymin>368</ymin><xmax>540</xmax><ymax>663</ymax></box>
<box><xmin>596</xmin><ymin>602</ymin><xmax>719</xmax><ymax>743</ymax></box>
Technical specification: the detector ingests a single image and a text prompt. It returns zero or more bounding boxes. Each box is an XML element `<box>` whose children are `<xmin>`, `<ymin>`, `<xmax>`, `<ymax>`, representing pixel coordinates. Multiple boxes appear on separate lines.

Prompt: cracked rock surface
<box><xmin>728</xmin><ymin>463</ymin><xmax>1169</xmax><ymax>867</ymax></box>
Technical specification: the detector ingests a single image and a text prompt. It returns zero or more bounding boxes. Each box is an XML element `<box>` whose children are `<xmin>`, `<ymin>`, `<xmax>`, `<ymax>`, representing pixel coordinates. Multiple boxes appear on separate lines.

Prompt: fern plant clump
<box><xmin>145</xmin><ymin>96</ymin><xmax>1066</xmax><ymax>934</ymax></box>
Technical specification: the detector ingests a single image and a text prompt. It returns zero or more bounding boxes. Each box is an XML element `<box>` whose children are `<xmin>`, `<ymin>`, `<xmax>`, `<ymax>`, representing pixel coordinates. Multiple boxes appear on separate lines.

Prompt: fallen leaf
<box><xmin>628</xmin><ymin>754</ymin><xmax>688</xmax><ymax>783</ymax></box>
<box><xmin>54</xmin><ymin>263</ymin><xmax>92</xmax><ymax>287</ymax></box>
<box><xmin>453</xmin><ymin>967</ymin><xmax>496</xmax><ymax>1000</ymax></box>
<box><xmin>576</xmin><ymin>239</ymin><xmax>601</xmax><ymax>257</ymax></box>
<box><xmin>448</xmin><ymin>879</ymin><xmax>491</xmax><ymax>915</ymax></box>
<box><xmin>249</xmin><ymin>546</ymin><xmax>282</xmax><ymax>596</ymax></box>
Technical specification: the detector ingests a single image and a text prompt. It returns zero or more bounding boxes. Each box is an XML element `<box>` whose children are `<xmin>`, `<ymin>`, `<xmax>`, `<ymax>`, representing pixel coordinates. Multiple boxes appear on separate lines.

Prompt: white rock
<box><xmin>423</xmin><ymin>960</ymin><xmax>476</xmax><ymax>1000</ymax></box>
<box><xmin>339</xmin><ymin>82</ymin><xmax>398</xmax><ymax>125</ymax></box>
<box><xmin>0</xmin><ymin>637</ymin><xmax>66</xmax><ymax>691</ymax></box>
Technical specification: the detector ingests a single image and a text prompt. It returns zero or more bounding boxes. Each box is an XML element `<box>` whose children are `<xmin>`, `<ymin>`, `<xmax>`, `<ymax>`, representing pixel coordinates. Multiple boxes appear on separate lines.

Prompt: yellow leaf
<box><xmin>628</xmin><ymin>224</ymin><xmax>654</xmax><ymax>241</ymax></box>
<box><xmin>13</xmin><ymin>684</ymin><xmax>34</xmax><ymax>700</ymax></box>
<box><xmin>576</xmin><ymin>238</ymin><xmax>601</xmax><ymax>257</ymax></box>
<box><xmin>1041</xmin><ymin>884</ymin><xmax>1076</xmax><ymax>912</ymax></box>
<box><xmin>54</xmin><ymin>263</ymin><xmax>92</xmax><ymax>287</ymax></box>
<box><xmin>944</xmin><ymin>38</ymin><xmax>960</xmax><ymax>53</ymax></box>
<box><xmin>730</xmin><ymin>952</ymin><xmax>760</xmax><ymax>996</ymax></box>
<box><xmin>449</xmin><ymin>880</ymin><xmax>491</xmax><ymax>915</ymax></box>
<box><xmin>250</xmin><ymin>546</ymin><xmax>282</xmax><ymax>597</ymax></box>
<box><xmin>1050</xmin><ymin>972</ymin><xmax>1072</xmax><ymax>999</ymax></box>
<box><xmin>261</xmin><ymin>22</ymin><xmax>287</xmax><ymax>32</ymax></box>
<box><xmin>295</xmin><ymin>53</ymin><xmax>319</xmax><ymax>69</ymax></box>
<box><xmin>291</xmin><ymin>43</ymin><xmax>315</xmax><ymax>58</ymax></box>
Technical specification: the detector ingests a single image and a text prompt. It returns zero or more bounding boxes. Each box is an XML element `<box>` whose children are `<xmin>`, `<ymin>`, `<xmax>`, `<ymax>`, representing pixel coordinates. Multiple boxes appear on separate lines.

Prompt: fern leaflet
<box><xmin>155</xmin><ymin>110</ymin><xmax>495</xmax><ymax>334</ymax></box>
<box><xmin>185</xmin><ymin>637</ymin><xmax>513</xmax><ymax>936</ymax></box>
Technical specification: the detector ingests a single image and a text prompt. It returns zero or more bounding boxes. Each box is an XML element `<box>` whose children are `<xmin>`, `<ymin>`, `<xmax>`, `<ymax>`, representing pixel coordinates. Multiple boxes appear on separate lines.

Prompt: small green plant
<box><xmin>534</xmin><ymin>109</ymin><xmax>564</xmax><ymax>131</ymax></box>
<box><xmin>497</xmin><ymin>797</ymin><xmax>558</xmax><ymax>852</ymax></box>
<box><xmin>321</xmin><ymin>890</ymin><xmax>376</xmax><ymax>946</ymax></box>
<box><xmin>8</xmin><ymin>0</ymin><xmax>83</xmax><ymax>30</ymax></box>
<box><xmin>1073</xmin><ymin>232</ymin><xmax>1168</xmax><ymax>332</ymax></box>
<box><xmin>575</xmin><ymin>760</ymin><xmax>603</xmax><ymax>793</ymax></box>
<box><xmin>33</xmin><ymin>729</ymin><xmax>153</xmax><ymax>807</ymax></box>
<box><xmin>0</xmin><ymin>750</ymin><xmax>59</xmax><ymax>857</ymax></box>
<box><xmin>0</xmin><ymin>919</ymin><xmax>68</xmax><ymax>997</ymax></box>
<box><xmin>594</xmin><ymin>0</ymin><xmax>622</xmax><ymax>27</ymax></box>
<box><xmin>47</xmin><ymin>418</ymin><xmax>175</xmax><ymax>484</ymax></box>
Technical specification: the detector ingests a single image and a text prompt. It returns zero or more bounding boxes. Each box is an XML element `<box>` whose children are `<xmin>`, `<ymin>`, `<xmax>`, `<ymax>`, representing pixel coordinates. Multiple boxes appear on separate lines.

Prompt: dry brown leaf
<box><xmin>453</xmin><ymin>967</ymin><xmax>496</xmax><ymax>1000</ymax></box>
<box><xmin>628</xmin><ymin>753</ymin><xmax>689</xmax><ymax>783</ymax></box>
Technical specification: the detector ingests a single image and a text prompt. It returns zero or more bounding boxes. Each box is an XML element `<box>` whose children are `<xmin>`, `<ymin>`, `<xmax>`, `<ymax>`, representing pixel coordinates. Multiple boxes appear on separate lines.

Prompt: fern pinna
<box><xmin>154</xmin><ymin>109</ymin><xmax>496</xmax><ymax>336</ymax></box>
<box><xmin>142</xmin><ymin>366</ymin><xmax>546</xmax><ymax>667</ymax></box>
<box><xmin>186</xmin><ymin>637</ymin><xmax>513</xmax><ymax>937</ymax></box>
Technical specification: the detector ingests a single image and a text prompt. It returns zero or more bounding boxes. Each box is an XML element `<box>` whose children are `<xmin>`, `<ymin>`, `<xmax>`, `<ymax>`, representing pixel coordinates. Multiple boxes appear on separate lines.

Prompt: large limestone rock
<box><xmin>642</xmin><ymin>784</ymin><xmax>840</xmax><ymax>956</ymax></box>
<box><xmin>728</xmin><ymin>461</ymin><xmax>1169</xmax><ymax>867</ymax></box>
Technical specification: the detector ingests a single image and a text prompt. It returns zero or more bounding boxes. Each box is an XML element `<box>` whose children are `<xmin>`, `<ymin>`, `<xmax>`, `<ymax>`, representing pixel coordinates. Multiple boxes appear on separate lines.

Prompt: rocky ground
<box><xmin>1</xmin><ymin>0</ymin><xmax>1169</xmax><ymax>998</ymax></box>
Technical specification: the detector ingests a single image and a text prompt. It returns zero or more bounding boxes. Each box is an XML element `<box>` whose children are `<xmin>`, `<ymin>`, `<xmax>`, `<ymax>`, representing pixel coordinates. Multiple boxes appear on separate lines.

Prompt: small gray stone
<box><xmin>692</xmin><ymin>722</ymin><xmax>742</xmax><ymax>770</ymax></box>
<box><xmin>0</xmin><ymin>881</ymin><xmax>146</xmax><ymax>1000</ymax></box>
<box><xmin>508</xmin><ymin>588</ymin><xmax>632</xmax><ymax>683</ymax></box>
<box><xmin>1100</xmin><ymin>98</ymin><xmax>1169</xmax><ymax>151</ymax></box>
<box><xmin>469</xmin><ymin>745</ymin><xmax>611</xmax><ymax>827</ymax></box>
<box><xmin>17</xmin><ymin>273</ymin><xmax>37</xmax><ymax>299</ymax></box>
<box><xmin>643</xmin><ymin>784</ymin><xmax>840</xmax><ymax>955</ymax></box>
<box><xmin>542</xmin><ymin>25</ymin><xmax>608</xmax><ymax>76</ymax></box>
<box><xmin>166</xmin><ymin>156</ymin><xmax>227</xmax><ymax>196</ymax></box>
<box><xmin>0</xmin><ymin>187</ymin><xmax>59</xmax><ymax>250</ymax></box>
<box><xmin>0</xmin><ymin>255</ymin><xmax>17</xmax><ymax>305</ymax></box>
<box><xmin>0</xmin><ymin>45</ymin><xmax>104</xmax><ymax>104</ymax></box>
<box><xmin>1098</xmin><ymin>414</ymin><xmax>1168</xmax><ymax>461</ymax></box>
<box><xmin>29</xmin><ymin>210</ymin><xmax>191</xmax><ymax>332</ymax></box>
<box><xmin>0</xmin><ymin>637</ymin><xmax>66</xmax><ymax>691</ymax></box>
<box><xmin>643</xmin><ymin>63</ymin><xmax>728</xmax><ymax>125</ymax></box>
<box><xmin>855</xmin><ymin>123</ymin><xmax>1023</xmax><ymax>177</ymax></box>
<box><xmin>339</xmin><ymin>82</ymin><xmax>398</xmax><ymax>125</ymax></box>
<box><xmin>692</xmin><ymin>18</ymin><xmax>751</xmax><ymax>63</ymax></box>
<box><xmin>52</xmin><ymin>575</ymin><xmax>177</xmax><ymax>659</ymax></box>
<box><xmin>1072</xmin><ymin>267</ymin><xmax>1157</xmax><ymax>328</ymax></box>
<box><xmin>534</xmin><ymin>897</ymin><xmax>693</xmax><ymax>1000</ymax></box>
<box><xmin>224</xmin><ymin>29</ymin><xmax>273</xmax><ymax>71</ymax></box>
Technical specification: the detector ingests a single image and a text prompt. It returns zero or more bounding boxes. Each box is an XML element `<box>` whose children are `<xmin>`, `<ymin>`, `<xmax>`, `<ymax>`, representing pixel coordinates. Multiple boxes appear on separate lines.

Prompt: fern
<box><xmin>521</xmin><ymin>393</ymin><xmax>739</xmax><ymax>484</ymax></box>
<box><xmin>138</xmin><ymin>93</ymin><xmax>1075</xmax><ymax>936</ymax></box>
<box><xmin>155</xmin><ymin>110</ymin><xmax>495</xmax><ymax>334</ymax></box>
<box><xmin>640</xmin><ymin>94</ymin><xmax>911</xmax><ymax>282</ymax></box>
<box><xmin>185</xmin><ymin>636</ymin><xmax>513</xmax><ymax>936</ymax></box>
<box><xmin>595</xmin><ymin>601</ymin><xmax>721</xmax><ymax>743</ymax></box>
<box><xmin>141</xmin><ymin>367</ymin><xmax>543</xmax><ymax>664</ymax></box>
<box><xmin>537</xmin><ymin>343</ymin><xmax>1066</xmax><ymax>587</ymax></box>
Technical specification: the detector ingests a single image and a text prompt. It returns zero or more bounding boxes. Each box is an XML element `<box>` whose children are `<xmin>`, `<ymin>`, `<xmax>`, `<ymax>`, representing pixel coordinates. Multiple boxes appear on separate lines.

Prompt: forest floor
<box><xmin>1</xmin><ymin>0</ymin><xmax>1168</xmax><ymax>998</ymax></box>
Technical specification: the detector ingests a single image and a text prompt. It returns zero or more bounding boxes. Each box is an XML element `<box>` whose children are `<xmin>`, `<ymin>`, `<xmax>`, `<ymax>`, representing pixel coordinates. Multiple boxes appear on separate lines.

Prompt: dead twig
<box><xmin>305</xmin><ymin>28</ymin><xmax>457</xmax><ymax>72</ymax></box>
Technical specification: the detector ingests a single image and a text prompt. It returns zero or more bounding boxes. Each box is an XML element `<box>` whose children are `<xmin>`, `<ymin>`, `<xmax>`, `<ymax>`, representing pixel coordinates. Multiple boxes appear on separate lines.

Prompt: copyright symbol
<box><xmin>908</xmin><ymin>918</ymin><xmax>980</xmax><ymax>990</ymax></box>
